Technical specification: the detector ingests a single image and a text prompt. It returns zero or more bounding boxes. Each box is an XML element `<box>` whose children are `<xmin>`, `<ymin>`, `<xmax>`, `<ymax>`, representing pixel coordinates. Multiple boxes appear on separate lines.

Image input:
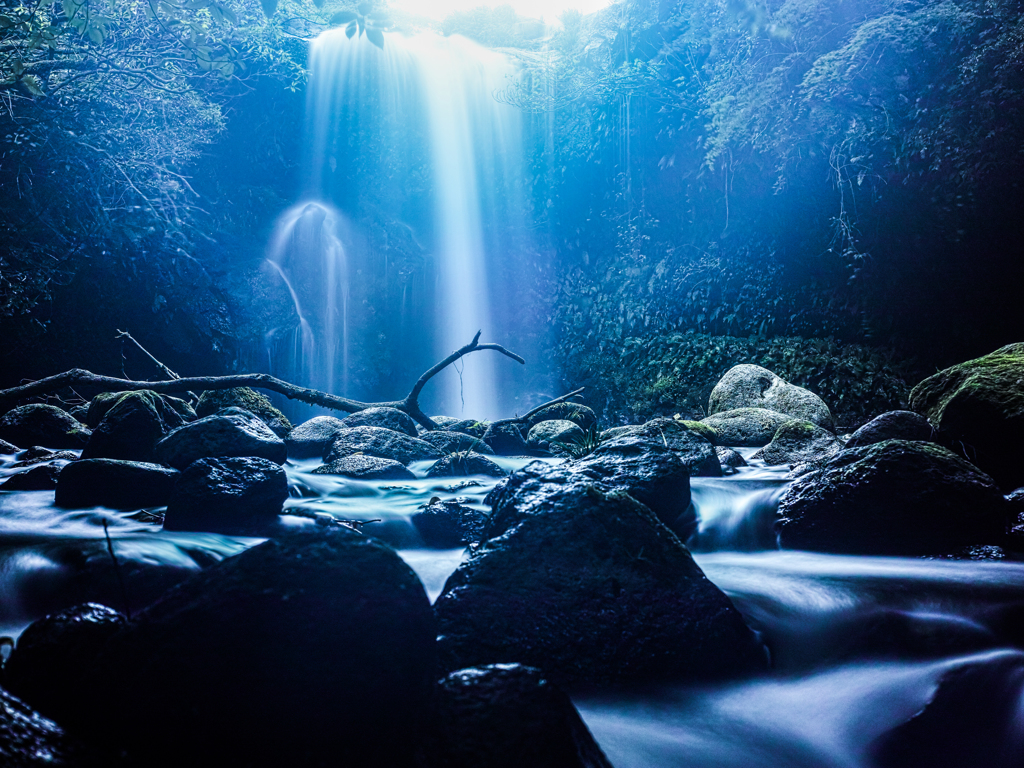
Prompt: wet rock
<box><xmin>700</xmin><ymin>407</ymin><xmax>792</xmax><ymax>447</ymax></box>
<box><xmin>340</xmin><ymin>406</ymin><xmax>419</xmax><ymax>437</ymax></box>
<box><xmin>10</xmin><ymin>448</ymin><xmax>78</xmax><ymax>468</ymax></box>
<box><xmin>752</xmin><ymin>420</ymin><xmax>845</xmax><ymax>466</ymax></box>
<box><xmin>155</xmin><ymin>407</ymin><xmax>287</xmax><ymax>470</ymax></box>
<box><xmin>68</xmin><ymin>405</ymin><xmax>89</xmax><ymax>423</ymax></box>
<box><xmin>426</xmin><ymin>452</ymin><xmax>505</xmax><ymax>478</ymax></box>
<box><xmin>716</xmin><ymin>446</ymin><xmax>747</xmax><ymax>475</ymax></box>
<box><xmin>4</xmin><ymin>603</ymin><xmax>126</xmax><ymax>725</ymax></box>
<box><xmin>284</xmin><ymin>415</ymin><xmax>347</xmax><ymax>459</ymax></box>
<box><xmin>481</xmin><ymin>422</ymin><xmax>527</xmax><ymax>455</ymax></box>
<box><xmin>777</xmin><ymin>440</ymin><xmax>1008</xmax><ymax>556</ymax></box>
<box><xmin>447</xmin><ymin>419</ymin><xmax>491</xmax><ymax>438</ymax></box>
<box><xmin>430</xmin><ymin>416</ymin><xmax>462</xmax><ymax>430</ymax></box>
<box><xmin>604</xmin><ymin>418</ymin><xmax>720</xmax><ymax>477</ymax></box>
<box><xmin>909</xmin><ymin>343</ymin><xmax>1024</xmax><ymax>490</ymax></box>
<box><xmin>412</xmin><ymin>499</ymin><xmax>487</xmax><ymax>548</ymax></box>
<box><xmin>526</xmin><ymin>403</ymin><xmax>597</xmax><ymax>431</ymax></box>
<box><xmin>195</xmin><ymin>387</ymin><xmax>291</xmax><ymax>437</ymax></box>
<box><xmin>55</xmin><ymin>459</ymin><xmax>178</xmax><ymax>509</ymax></box>
<box><xmin>435</xmin><ymin>484</ymin><xmax>767</xmax><ymax>687</ymax></box>
<box><xmin>0</xmin><ymin>405</ymin><xmax>90</xmax><ymax>450</ymax></box>
<box><xmin>709</xmin><ymin>364</ymin><xmax>835</xmax><ymax>431</ymax></box>
<box><xmin>312</xmin><ymin>455</ymin><xmax>416</xmax><ymax>481</ymax></box>
<box><xmin>421</xmin><ymin>429</ymin><xmax>495</xmax><ymax>456</ymax></box>
<box><xmin>1</xmin><ymin>464</ymin><xmax>62</xmax><ymax>491</ymax></box>
<box><xmin>0</xmin><ymin>686</ymin><xmax>87</xmax><ymax>767</ymax></box>
<box><xmin>325</xmin><ymin>426</ymin><xmax>441</xmax><ymax>466</ymax></box>
<box><xmin>164</xmin><ymin>456</ymin><xmax>287</xmax><ymax>535</ymax></box>
<box><xmin>81</xmin><ymin>390</ymin><xmax>190</xmax><ymax>463</ymax></box>
<box><xmin>846</xmin><ymin>410</ymin><xmax>933</xmax><ymax>448</ymax></box>
<box><xmin>87</xmin><ymin>390</ymin><xmax>195</xmax><ymax>428</ymax></box>
<box><xmin>423</xmin><ymin>664</ymin><xmax>612</xmax><ymax>768</ymax></box>
<box><xmin>871</xmin><ymin>653</ymin><xmax>1024</xmax><ymax>768</ymax></box>
<box><xmin>77</xmin><ymin>529</ymin><xmax>436</xmax><ymax>767</ymax></box>
<box><xmin>0</xmin><ymin>438</ymin><xmax>17</xmax><ymax>454</ymax></box>
<box><xmin>526</xmin><ymin>420</ymin><xmax>584</xmax><ymax>452</ymax></box>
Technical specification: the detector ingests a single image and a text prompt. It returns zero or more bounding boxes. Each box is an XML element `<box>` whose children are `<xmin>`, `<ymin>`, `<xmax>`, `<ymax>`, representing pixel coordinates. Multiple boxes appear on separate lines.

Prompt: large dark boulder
<box><xmin>602</xmin><ymin>418</ymin><xmax>720</xmax><ymax>476</ymax></box>
<box><xmin>340</xmin><ymin>407</ymin><xmax>419</xmax><ymax>437</ymax></box>
<box><xmin>700</xmin><ymin>407</ymin><xmax>792</xmax><ymax>447</ymax></box>
<box><xmin>481</xmin><ymin>422</ymin><xmax>527</xmax><ymax>455</ymax></box>
<box><xmin>81</xmin><ymin>390</ymin><xmax>189</xmax><ymax>463</ymax></box>
<box><xmin>709</xmin><ymin>364</ymin><xmax>835</xmax><ymax>430</ymax></box>
<box><xmin>4</xmin><ymin>604</ymin><xmax>126</xmax><ymax>725</ymax></box>
<box><xmin>423</xmin><ymin>429</ymin><xmax>496</xmax><ymax>455</ymax></box>
<box><xmin>312</xmin><ymin>455</ymin><xmax>416</xmax><ymax>481</ymax></box>
<box><xmin>526</xmin><ymin>403</ymin><xmax>597</xmax><ymax>431</ymax></box>
<box><xmin>752</xmin><ymin>420</ymin><xmax>845</xmax><ymax>466</ymax></box>
<box><xmin>423</xmin><ymin>664</ymin><xmax>612</xmax><ymax>768</ymax></box>
<box><xmin>412</xmin><ymin>499</ymin><xmax>487</xmax><ymax>548</ymax></box>
<box><xmin>434</xmin><ymin>483</ymin><xmax>767</xmax><ymax>688</ymax></box>
<box><xmin>845</xmin><ymin>410</ymin><xmax>933</xmax><ymax>448</ymax></box>
<box><xmin>0</xmin><ymin>406</ymin><xmax>90</xmax><ymax>450</ymax></box>
<box><xmin>87</xmin><ymin>390</ymin><xmax>194</xmax><ymax>428</ymax></box>
<box><xmin>195</xmin><ymin>387</ymin><xmax>291</xmax><ymax>437</ymax></box>
<box><xmin>1</xmin><ymin>464</ymin><xmax>63</xmax><ymax>491</ymax></box>
<box><xmin>426</xmin><ymin>452</ymin><xmax>505</xmax><ymax>478</ymax></box>
<box><xmin>284</xmin><ymin>415</ymin><xmax>347</xmax><ymax>459</ymax></box>
<box><xmin>155</xmin><ymin>408</ymin><xmax>287</xmax><ymax>470</ymax></box>
<box><xmin>324</xmin><ymin>426</ymin><xmax>441</xmax><ymax>466</ymax></box>
<box><xmin>74</xmin><ymin>530</ymin><xmax>436</xmax><ymax>767</ymax></box>
<box><xmin>909</xmin><ymin>343</ymin><xmax>1024</xmax><ymax>489</ymax></box>
<box><xmin>776</xmin><ymin>440</ymin><xmax>1008</xmax><ymax>555</ymax></box>
<box><xmin>0</xmin><ymin>686</ymin><xmax>86</xmax><ymax>767</ymax></box>
<box><xmin>54</xmin><ymin>459</ymin><xmax>178</xmax><ymax>509</ymax></box>
<box><xmin>163</xmin><ymin>456</ymin><xmax>288</xmax><ymax>535</ymax></box>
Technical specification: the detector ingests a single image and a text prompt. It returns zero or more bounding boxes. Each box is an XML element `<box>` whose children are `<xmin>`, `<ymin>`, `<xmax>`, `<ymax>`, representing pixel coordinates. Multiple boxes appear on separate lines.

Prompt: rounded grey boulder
<box><xmin>709</xmin><ymin>364</ymin><xmax>835</xmax><ymax>431</ymax></box>
<box><xmin>155</xmin><ymin>407</ymin><xmax>287</xmax><ymax>469</ymax></box>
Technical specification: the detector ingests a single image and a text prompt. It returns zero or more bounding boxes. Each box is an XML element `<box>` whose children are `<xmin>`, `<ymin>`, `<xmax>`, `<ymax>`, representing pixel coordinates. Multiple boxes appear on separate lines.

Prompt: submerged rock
<box><xmin>324</xmin><ymin>426</ymin><xmax>441</xmax><ymax>466</ymax></box>
<box><xmin>54</xmin><ymin>459</ymin><xmax>178</xmax><ymax>509</ymax></box>
<box><xmin>526</xmin><ymin>403</ymin><xmax>597</xmax><ymax>431</ymax></box>
<box><xmin>0</xmin><ymin>405</ymin><xmax>90</xmax><ymax>450</ymax></box>
<box><xmin>776</xmin><ymin>440</ymin><xmax>1008</xmax><ymax>556</ymax></box>
<box><xmin>845</xmin><ymin>410</ymin><xmax>933</xmax><ymax>448</ymax></box>
<box><xmin>284</xmin><ymin>415</ymin><xmax>347</xmax><ymax>459</ymax></box>
<box><xmin>155</xmin><ymin>407</ymin><xmax>287</xmax><ymax>469</ymax></box>
<box><xmin>752</xmin><ymin>419</ymin><xmax>845</xmax><ymax>466</ymax></box>
<box><xmin>195</xmin><ymin>387</ymin><xmax>291</xmax><ymax>437</ymax></box>
<box><xmin>423</xmin><ymin>664</ymin><xmax>612</xmax><ymax>768</ymax></box>
<box><xmin>164</xmin><ymin>456</ymin><xmax>287</xmax><ymax>535</ymax></box>
<box><xmin>412</xmin><ymin>499</ymin><xmax>487</xmax><ymax>548</ymax></box>
<box><xmin>340</xmin><ymin>406</ymin><xmax>419</xmax><ymax>437</ymax></box>
<box><xmin>0</xmin><ymin>686</ymin><xmax>86</xmax><ymax>767</ymax></box>
<box><xmin>312</xmin><ymin>454</ymin><xmax>415</xmax><ymax>481</ymax></box>
<box><xmin>426</xmin><ymin>452</ymin><xmax>505</xmax><ymax>478</ymax></box>
<box><xmin>700</xmin><ymin>407</ymin><xmax>792</xmax><ymax>447</ymax></box>
<box><xmin>76</xmin><ymin>529</ymin><xmax>436</xmax><ymax>767</ymax></box>
<box><xmin>435</xmin><ymin>483</ymin><xmax>767</xmax><ymax>687</ymax></box>
<box><xmin>421</xmin><ymin>429</ymin><xmax>496</xmax><ymax>456</ymax></box>
<box><xmin>909</xmin><ymin>343</ymin><xmax>1024</xmax><ymax>490</ymax></box>
<box><xmin>708</xmin><ymin>364</ymin><xmax>835</xmax><ymax>431</ymax></box>
<box><xmin>81</xmin><ymin>390</ymin><xmax>190</xmax><ymax>463</ymax></box>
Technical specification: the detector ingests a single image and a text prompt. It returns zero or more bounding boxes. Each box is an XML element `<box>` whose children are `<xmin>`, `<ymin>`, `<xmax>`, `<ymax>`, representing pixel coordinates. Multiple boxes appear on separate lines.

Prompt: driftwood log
<box><xmin>0</xmin><ymin>332</ymin><xmax>584</xmax><ymax>431</ymax></box>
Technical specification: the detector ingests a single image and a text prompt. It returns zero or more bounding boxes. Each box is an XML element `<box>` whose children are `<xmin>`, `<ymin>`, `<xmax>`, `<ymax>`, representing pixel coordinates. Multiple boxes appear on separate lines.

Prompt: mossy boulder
<box><xmin>87</xmin><ymin>390</ymin><xmax>195</xmax><ymax>428</ymax></box>
<box><xmin>81</xmin><ymin>390</ymin><xmax>190</xmax><ymax>463</ymax></box>
<box><xmin>195</xmin><ymin>387</ymin><xmax>292</xmax><ymax>437</ymax></box>
<box><xmin>700</xmin><ymin>407</ymin><xmax>792</xmax><ymax>447</ymax></box>
<box><xmin>597</xmin><ymin>417</ymin><xmax>720</xmax><ymax>477</ymax></box>
<box><xmin>526</xmin><ymin>420</ymin><xmax>584</xmax><ymax>452</ymax></box>
<box><xmin>752</xmin><ymin>419</ymin><xmax>845</xmax><ymax>466</ymax></box>
<box><xmin>909</xmin><ymin>343</ymin><xmax>1024</xmax><ymax>490</ymax></box>
<box><xmin>846</xmin><ymin>410</ymin><xmax>933</xmax><ymax>448</ymax></box>
<box><xmin>709</xmin><ymin>364</ymin><xmax>835</xmax><ymax>431</ymax></box>
<box><xmin>0</xmin><ymin>405</ymin><xmax>90</xmax><ymax>450</ymax></box>
<box><xmin>526</xmin><ymin>403</ymin><xmax>597</xmax><ymax>431</ymax></box>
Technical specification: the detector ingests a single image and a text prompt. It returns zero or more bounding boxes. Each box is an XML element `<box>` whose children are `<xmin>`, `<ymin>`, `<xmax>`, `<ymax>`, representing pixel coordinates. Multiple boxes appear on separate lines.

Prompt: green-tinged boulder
<box><xmin>909</xmin><ymin>343</ymin><xmax>1024</xmax><ymax>489</ymax></box>
<box><xmin>599</xmin><ymin>418</ymin><xmax>720</xmax><ymax>476</ymax></box>
<box><xmin>81</xmin><ymin>390</ymin><xmax>190</xmax><ymax>463</ymax></box>
<box><xmin>0</xmin><ymin>406</ymin><xmax>90</xmax><ymax>450</ymax></box>
<box><xmin>709</xmin><ymin>364</ymin><xmax>835</xmax><ymax>431</ymax></box>
<box><xmin>87</xmin><ymin>390</ymin><xmax>195</xmax><ymax>429</ymax></box>
<box><xmin>776</xmin><ymin>440</ymin><xmax>1008</xmax><ymax>555</ymax></box>
<box><xmin>526</xmin><ymin>420</ymin><xmax>584</xmax><ymax>452</ymax></box>
<box><xmin>753</xmin><ymin>420</ymin><xmax>845</xmax><ymax>466</ymax></box>
<box><xmin>526</xmin><ymin>403</ymin><xmax>597</xmax><ymax>431</ymax></box>
<box><xmin>195</xmin><ymin>387</ymin><xmax>292</xmax><ymax>437</ymax></box>
<box><xmin>700</xmin><ymin>407</ymin><xmax>792</xmax><ymax>447</ymax></box>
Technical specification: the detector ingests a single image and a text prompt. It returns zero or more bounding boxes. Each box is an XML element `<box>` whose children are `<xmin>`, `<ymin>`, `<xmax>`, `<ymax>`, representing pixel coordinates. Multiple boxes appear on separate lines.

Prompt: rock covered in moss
<box><xmin>412</xmin><ymin>499</ymin><xmax>487</xmax><ymax>548</ymax></box>
<box><xmin>481</xmin><ymin>422</ymin><xmax>527</xmax><ymax>455</ymax></box>
<box><xmin>75</xmin><ymin>529</ymin><xmax>436</xmax><ymax>767</ymax></box>
<box><xmin>435</xmin><ymin>482</ymin><xmax>767</xmax><ymax>687</ymax></box>
<box><xmin>709</xmin><ymin>364</ymin><xmax>835</xmax><ymax>430</ymax></box>
<box><xmin>422</xmin><ymin>429</ymin><xmax>496</xmax><ymax>456</ymax></box>
<box><xmin>777</xmin><ymin>440</ymin><xmax>1008</xmax><ymax>555</ymax></box>
<box><xmin>426</xmin><ymin>452</ymin><xmax>505</xmax><ymax>478</ymax></box>
<box><xmin>753</xmin><ymin>419</ymin><xmax>845</xmax><ymax>466</ymax></box>
<box><xmin>81</xmin><ymin>390</ymin><xmax>190</xmax><ymax>463</ymax></box>
<box><xmin>312</xmin><ymin>454</ymin><xmax>415</xmax><ymax>481</ymax></box>
<box><xmin>155</xmin><ymin>407</ymin><xmax>287</xmax><ymax>469</ymax></box>
<box><xmin>526</xmin><ymin>403</ymin><xmax>597</xmax><ymax>431</ymax></box>
<box><xmin>55</xmin><ymin>459</ymin><xmax>178</xmax><ymax>509</ymax></box>
<box><xmin>446</xmin><ymin>419</ymin><xmax>491</xmax><ymax>438</ymax></box>
<box><xmin>87</xmin><ymin>390</ymin><xmax>195</xmax><ymax>428</ymax></box>
<box><xmin>339</xmin><ymin>406</ymin><xmax>418</xmax><ymax>437</ymax></box>
<box><xmin>700</xmin><ymin>407</ymin><xmax>792</xmax><ymax>447</ymax></box>
<box><xmin>909</xmin><ymin>343</ymin><xmax>1024</xmax><ymax>489</ymax></box>
<box><xmin>325</xmin><ymin>426</ymin><xmax>441</xmax><ymax>466</ymax></box>
<box><xmin>284</xmin><ymin>415</ymin><xmax>347</xmax><ymax>459</ymax></box>
<box><xmin>0</xmin><ymin>405</ymin><xmax>90</xmax><ymax>450</ymax></box>
<box><xmin>195</xmin><ymin>387</ymin><xmax>292</xmax><ymax>437</ymax></box>
<box><xmin>845</xmin><ymin>410</ymin><xmax>933</xmax><ymax>448</ymax></box>
<box><xmin>423</xmin><ymin>664</ymin><xmax>613</xmax><ymax>768</ymax></box>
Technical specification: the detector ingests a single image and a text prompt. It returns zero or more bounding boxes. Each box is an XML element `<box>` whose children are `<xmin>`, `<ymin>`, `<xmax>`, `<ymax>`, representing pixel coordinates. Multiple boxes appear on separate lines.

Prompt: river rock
<box><xmin>340</xmin><ymin>406</ymin><xmax>419</xmax><ymax>437</ymax></box>
<box><xmin>324</xmin><ymin>426</ymin><xmax>441</xmax><ymax>466</ymax></box>
<box><xmin>422</xmin><ymin>664</ymin><xmax>613</xmax><ymax>768</ymax></box>
<box><xmin>9</xmin><ymin>448</ymin><xmax>78</xmax><ymax>468</ymax></box>
<box><xmin>605</xmin><ymin>418</ymin><xmax>720</xmax><ymax>476</ymax></box>
<box><xmin>709</xmin><ymin>364</ymin><xmax>835</xmax><ymax>430</ymax></box>
<box><xmin>447</xmin><ymin>419</ymin><xmax>491</xmax><ymax>438</ymax></box>
<box><xmin>481</xmin><ymin>422</ymin><xmax>527</xmax><ymax>455</ymax></box>
<box><xmin>526</xmin><ymin>403</ymin><xmax>597</xmax><ymax>431</ymax></box>
<box><xmin>0</xmin><ymin>438</ymin><xmax>17</xmax><ymax>454</ymax></box>
<box><xmin>4</xmin><ymin>603</ymin><xmax>126</xmax><ymax>725</ymax></box>
<box><xmin>284</xmin><ymin>415</ymin><xmax>347</xmax><ymax>459</ymax></box>
<box><xmin>526</xmin><ymin>420</ymin><xmax>584</xmax><ymax>451</ymax></box>
<box><xmin>0</xmin><ymin>686</ymin><xmax>86</xmax><ymax>767</ymax></box>
<box><xmin>776</xmin><ymin>440</ymin><xmax>1008</xmax><ymax>555</ymax></box>
<box><xmin>164</xmin><ymin>456</ymin><xmax>287</xmax><ymax>535</ymax></box>
<box><xmin>311</xmin><ymin>454</ymin><xmax>416</xmax><ymax>481</ymax></box>
<box><xmin>195</xmin><ymin>387</ymin><xmax>291</xmax><ymax>437</ymax></box>
<box><xmin>1</xmin><ymin>464</ymin><xmax>63</xmax><ymax>491</ymax></box>
<box><xmin>421</xmin><ymin>429</ymin><xmax>496</xmax><ymax>455</ymax></box>
<box><xmin>716</xmin><ymin>446</ymin><xmax>747</xmax><ymax>475</ymax></box>
<box><xmin>412</xmin><ymin>499</ymin><xmax>487</xmax><ymax>548</ymax></box>
<box><xmin>909</xmin><ymin>343</ymin><xmax>1024</xmax><ymax>490</ymax></box>
<box><xmin>701</xmin><ymin>407</ymin><xmax>792</xmax><ymax>447</ymax></box>
<box><xmin>81</xmin><ymin>390</ymin><xmax>190</xmax><ymax>463</ymax></box>
<box><xmin>430</xmin><ymin>416</ymin><xmax>462</xmax><ymax>430</ymax></box>
<box><xmin>0</xmin><ymin>405</ymin><xmax>90</xmax><ymax>450</ymax></box>
<box><xmin>752</xmin><ymin>420</ymin><xmax>845</xmax><ymax>466</ymax></box>
<box><xmin>846</xmin><ymin>410</ymin><xmax>933</xmax><ymax>448</ymax></box>
<box><xmin>54</xmin><ymin>459</ymin><xmax>178</xmax><ymax>509</ymax></box>
<box><xmin>155</xmin><ymin>407</ymin><xmax>287</xmax><ymax>469</ymax></box>
<box><xmin>426</xmin><ymin>452</ymin><xmax>505</xmax><ymax>478</ymax></box>
<box><xmin>87</xmin><ymin>390</ymin><xmax>195</xmax><ymax>428</ymax></box>
<box><xmin>76</xmin><ymin>529</ymin><xmax>436</xmax><ymax>767</ymax></box>
<box><xmin>435</xmin><ymin>483</ymin><xmax>767</xmax><ymax>687</ymax></box>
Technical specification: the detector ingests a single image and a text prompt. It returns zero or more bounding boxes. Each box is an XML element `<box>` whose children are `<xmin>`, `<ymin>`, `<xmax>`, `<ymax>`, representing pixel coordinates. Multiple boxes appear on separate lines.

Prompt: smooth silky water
<box><xmin>4</xmin><ymin>445</ymin><xmax>1024</xmax><ymax>765</ymax></box>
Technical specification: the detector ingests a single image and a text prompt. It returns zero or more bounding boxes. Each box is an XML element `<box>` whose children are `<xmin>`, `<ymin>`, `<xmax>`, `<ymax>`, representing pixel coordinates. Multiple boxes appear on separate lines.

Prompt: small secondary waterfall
<box><xmin>269</xmin><ymin>28</ymin><xmax>528</xmax><ymax>419</ymax></box>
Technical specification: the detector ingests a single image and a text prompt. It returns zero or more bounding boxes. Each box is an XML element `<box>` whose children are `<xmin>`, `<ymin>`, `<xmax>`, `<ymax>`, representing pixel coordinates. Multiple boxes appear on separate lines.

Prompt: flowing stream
<box><xmin>2</xmin><ymin>446</ymin><xmax>1024</xmax><ymax>765</ymax></box>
